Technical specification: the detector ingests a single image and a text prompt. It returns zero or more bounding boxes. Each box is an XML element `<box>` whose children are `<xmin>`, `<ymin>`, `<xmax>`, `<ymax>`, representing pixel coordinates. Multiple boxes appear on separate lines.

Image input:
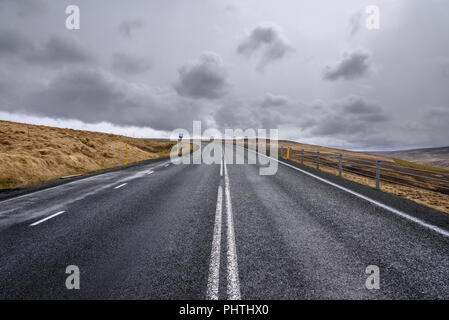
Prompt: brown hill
<box><xmin>375</xmin><ymin>146</ymin><xmax>449</xmax><ymax>170</ymax></box>
<box><xmin>0</xmin><ymin>120</ymin><xmax>176</xmax><ymax>189</ymax></box>
<box><xmin>275</xmin><ymin>140</ymin><xmax>449</xmax><ymax>214</ymax></box>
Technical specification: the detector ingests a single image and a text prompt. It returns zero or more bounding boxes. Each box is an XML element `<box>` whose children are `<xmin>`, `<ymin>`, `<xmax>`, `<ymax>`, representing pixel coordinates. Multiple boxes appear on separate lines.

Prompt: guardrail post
<box><xmin>339</xmin><ymin>154</ymin><xmax>342</xmax><ymax>177</ymax></box>
<box><xmin>301</xmin><ymin>149</ymin><xmax>304</xmax><ymax>165</ymax></box>
<box><xmin>376</xmin><ymin>160</ymin><xmax>381</xmax><ymax>190</ymax></box>
<box><xmin>316</xmin><ymin>151</ymin><xmax>320</xmax><ymax>170</ymax></box>
<box><xmin>287</xmin><ymin>147</ymin><xmax>291</xmax><ymax>160</ymax></box>
<box><xmin>280</xmin><ymin>146</ymin><xmax>284</xmax><ymax>158</ymax></box>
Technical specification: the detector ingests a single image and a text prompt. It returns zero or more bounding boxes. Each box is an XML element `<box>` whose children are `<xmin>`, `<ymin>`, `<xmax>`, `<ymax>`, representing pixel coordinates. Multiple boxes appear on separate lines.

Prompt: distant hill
<box><xmin>374</xmin><ymin>146</ymin><xmax>449</xmax><ymax>170</ymax></box>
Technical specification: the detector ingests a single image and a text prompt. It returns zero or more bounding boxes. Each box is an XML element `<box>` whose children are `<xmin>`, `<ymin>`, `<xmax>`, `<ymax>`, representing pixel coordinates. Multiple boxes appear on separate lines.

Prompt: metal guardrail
<box><xmin>279</xmin><ymin>146</ymin><xmax>449</xmax><ymax>196</ymax></box>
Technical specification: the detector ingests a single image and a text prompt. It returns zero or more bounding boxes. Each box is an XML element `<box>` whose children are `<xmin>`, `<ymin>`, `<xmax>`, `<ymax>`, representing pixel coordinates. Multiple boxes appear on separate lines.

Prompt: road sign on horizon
<box><xmin>179</xmin><ymin>133</ymin><xmax>183</xmax><ymax>139</ymax></box>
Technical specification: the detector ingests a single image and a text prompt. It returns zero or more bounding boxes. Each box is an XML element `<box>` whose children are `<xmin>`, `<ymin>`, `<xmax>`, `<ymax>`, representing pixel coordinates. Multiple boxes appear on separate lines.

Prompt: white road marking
<box><xmin>0</xmin><ymin>160</ymin><xmax>170</xmax><ymax>206</ymax></box>
<box><xmin>206</xmin><ymin>185</ymin><xmax>223</xmax><ymax>300</ymax></box>
<box><xmin>247</xmin><ymin>147</ymin><xmax>449</xmax><ymax>238</ymax></box>
<box><xmin>154</xmin><ymin>163</ymin><xmax>166</xmax><ymax>168</ymax></box>
<box><xmin>223</xmin><ymin>157</ymin><xmax>241</xmax><ymax>300</ymax></box>
<box><xmin>29</xmin><ymin>211</ymin><xmax>66</xmax><ymax>227</ymax></box>
<box><xmin>114</xmin><ymin>183</ymin><xmax>127</xmax><ymax>190</ymax></box>
<box><xmin>146</xmin><ymin>170</ymin><xmax>154</xmax><ymax>175</ymax></box>
<box><xmin>164</xmin><ymin>164</ymin><xmax>170</xmax><ymax>167</ymax></box>
<box><xmin>220</xmin><ymin>155</ymin><xmax>223</xmax><ymax>177</ymax></box>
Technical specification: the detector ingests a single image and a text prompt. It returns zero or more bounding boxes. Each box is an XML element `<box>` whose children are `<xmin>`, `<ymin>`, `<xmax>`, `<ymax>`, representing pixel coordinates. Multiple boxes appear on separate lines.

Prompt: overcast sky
<box><xmin>0</xmin><ymin>0</ymin><xmax>448</xmax><ymax>150</ymax></box>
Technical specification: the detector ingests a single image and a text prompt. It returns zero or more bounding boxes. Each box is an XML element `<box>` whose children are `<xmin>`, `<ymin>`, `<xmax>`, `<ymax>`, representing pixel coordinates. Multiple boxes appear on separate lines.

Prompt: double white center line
<box><xmin>224</xmin><ymin>157</ymin><xmax>241</xmax><ymax>300</ymax></box>
<box><xmin>114</xmin><ymin>183</ymin><xmax>127</xmax><ymax>190</ymax></box>
<box><xmin>207</xmin><ymin>152</ymin><xmax>241</xmax><ymax>300</ymax></box>
<box><xmin>207</xmin><ymin>185</ymin><xmax>223</xmax><ymax>300</ymax></box>
<box><xmin>29</xmin><ymin>211</ymin><xmax>66</xmax><ymax>227</ymax></box>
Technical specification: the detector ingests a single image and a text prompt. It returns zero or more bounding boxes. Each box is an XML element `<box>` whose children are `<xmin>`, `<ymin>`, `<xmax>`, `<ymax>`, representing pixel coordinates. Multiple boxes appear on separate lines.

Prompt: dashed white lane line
<box><xmin>114</xmin><ymin>183</ymin><xmax>127</xmax><ymax>190</ymax></box>
<box><xmin>206</xmin><ymin>185</ymin><xmax>223</xmax><ymax>300</ymax></box>
<box><xmin>29</xmin><ymin>211</ymin><xmax>66</xmax><ymax>227</ymax></box>
<box><xmin>164</xmin><ymin>164</ymin><xmax>170</xmax><ymax>167</ymax></box>
<box><xmin>245</xmin><ymin>147</ymin><xmax>449</xmax><ymax>238</ymax></box>
<box><xmin>220</xmin><ymin>155</ymin><xmax>223</xmax><ymax>177</ymax></box>
<box><xmin>146</xmin><ymin>170</ymin><xmax>154</xmax><ymax>175</ymax></box>
<box><xmin>224</xmin><ymin>157</ymin><xmax>241</xmax><ymax>300</ymax></box>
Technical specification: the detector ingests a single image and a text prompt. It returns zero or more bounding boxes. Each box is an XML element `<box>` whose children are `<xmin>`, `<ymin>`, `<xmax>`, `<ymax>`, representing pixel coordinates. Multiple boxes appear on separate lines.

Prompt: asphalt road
<box><xmin>0</xmin><ymin>142</ymin><xmax>449</xmax><ymax>299</ymax></box>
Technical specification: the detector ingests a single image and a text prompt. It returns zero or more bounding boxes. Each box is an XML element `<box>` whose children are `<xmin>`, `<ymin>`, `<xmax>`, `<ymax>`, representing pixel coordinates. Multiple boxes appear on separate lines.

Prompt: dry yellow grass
<box><xmin>297</xmin><ymin>158</ymin><xmax>449</xmax><ymax>214</ymax></box>
<box><xmin>392</xmin><ymin>158</ymin><xmax>449</xmax><ymax>174</ymax></box>
<box><xmin>0</xmin><ymin>120</ymin><xmax>177</xmax><ymax>189</ymax></box>
<box><xmin>277</xmin><ymin>140</ymin><xmax>396</xmax><ymax>163</ymax></box>
<box><xmin>377</xmin><ymin>147</ymin><xmax>449</xmax><ymax>170</ymax></box>
<box><xmin>273</xmin><ymin>141</ymin><xmax>449</xmax><ymax>214</ymax></box>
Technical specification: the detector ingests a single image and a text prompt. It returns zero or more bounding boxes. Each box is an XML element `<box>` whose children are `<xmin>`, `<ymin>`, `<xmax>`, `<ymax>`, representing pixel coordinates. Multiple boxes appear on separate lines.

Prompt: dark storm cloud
<box><xmin>213</xmin><ymin>94</ymin><xmax>388</xmax><ymax>145</ymax></box>
<box><xmin>259</xmin><ymin>93</ymin><xmax>288</xmax><ymax>108</ymax></box>
<box><xmin>214</xmin><ymin>94</ymin><xmax>301</xmax><ymax>129</ymax></box>
<box><xmin>22</xmin><ymin>69</ymin><xmax>126</xmax><ymax>120</ymax></box>
<box><xmin>341</xmin><ymin>95</ymin><xmax>381</xmax><ymax>114</ymax></box>
<box><xmin>118</xmin><ymin>19</ymin><xmax>144</xmax><ymax>38</ymax></box>
<box><xmin>237</xmin><ymin>23</ymin><xmax>294</xmax><ymax>69</ymax></box>
<box><xmin>310</xmin><ymin>116</ymin><xmax>365</xmax><ymax>136</ymax></box>
<box><xmin>26</xmin><ymin>36</ymin><xmax>93</xmax><ymax>67</ymax></box>
<box><xmin>174</xmin><ymin>52</ymin><xmax>229</xmax><ymax>99</ymax></box>
<box><xmin>214</xmin><ymin>98</ymin><xmax>283</xmax><ymax>130</ymax></box>
<box><xmin>0</xmin><ymin>29</ymin><xmax>33</xmax><ymax>55</ymax></box>
<box><xmin>427</xmin><ymin>107</ymin><xmax>449</xmax><ymax>117</ymax></box>
<box><xmin>0</xmin><ymin>0</ymin><xmax>46</xmax><ymax>16</ymax></box>
<box><xmin>0</xmin><ymin>0</ymin><xmax>447</xmax><ymax>150</ymax></box>
<box><xmin>323</xmin><ymin>50</ymin><xmax>371</xmax><ymax>80</ymax></box>
<box><xmin>359</xmin><ymin>113</ymin><xmax>388</xmax><ymax>122</ymax></box>
<box><xmin>112</xmin><ymin>53</ymin><xmax>151</xmax><ymax>75</ymax></box>
<box><xmin>16</xmin><ymin>68</ymin><xmax>209</xmax><ymax>131</ymax></box>
<box><xmin>309</xmin><ymin>96</ymin><xmax>387</xmax><ymax>136</ymax></box>
<box><xmin>0</xmin><ymin>31</ymin><xmax>93</xmax><ymax>68</ymax></box>
<box><xmin>0</xmin><ymin>71</ymin><xmax>15</xmax><ymax>103</ymax></box>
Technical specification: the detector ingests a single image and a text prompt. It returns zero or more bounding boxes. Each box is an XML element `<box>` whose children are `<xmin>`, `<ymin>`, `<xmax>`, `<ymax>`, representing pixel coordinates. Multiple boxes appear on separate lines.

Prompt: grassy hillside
<box><xmin>0</xmin><ymin>120</ymin><xmax>176</xmax><ymax>189</ymax></box>
<box><xmin>375</xmin><ymin>146</ymin><xmax>449</xmax><ymax>170</ymax></box>
<box><xmin>391</xmin><ymin>158</ymin><xmax>449</xmax><ymax>174</ymax></box>
<box><xmin>274</xmin><ymin>140</ymin><xmax>449</xmax><ymax>214</ymax></box>
<box><xmin>277</xmin><ymin>140</ymin><xmax>396</xmax><ymax>163</ymax></box>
